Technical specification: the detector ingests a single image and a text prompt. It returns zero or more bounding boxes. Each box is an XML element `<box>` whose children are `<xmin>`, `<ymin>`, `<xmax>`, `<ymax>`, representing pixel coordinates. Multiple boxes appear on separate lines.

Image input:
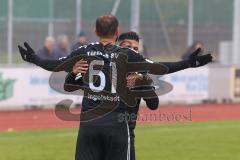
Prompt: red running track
<box><xmin>0</xmin><ymin>104</ymin><xmax>240</xmax><ymax>131</ymax></box>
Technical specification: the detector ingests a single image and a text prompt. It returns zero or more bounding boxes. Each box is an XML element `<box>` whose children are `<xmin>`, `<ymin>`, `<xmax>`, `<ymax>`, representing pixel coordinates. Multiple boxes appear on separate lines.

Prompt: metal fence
<box><xmin>0</xmin><ymin>0</ymin><xmax>234</xmax><ymax>64</ymax></box>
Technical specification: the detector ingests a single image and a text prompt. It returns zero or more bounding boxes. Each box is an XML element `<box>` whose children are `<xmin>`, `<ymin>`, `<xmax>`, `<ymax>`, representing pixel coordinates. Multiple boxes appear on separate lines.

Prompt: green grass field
<box><xmin>0</xmin><ymin>121</ymin><xmax>240</xmax><ymax>160</ymax></box>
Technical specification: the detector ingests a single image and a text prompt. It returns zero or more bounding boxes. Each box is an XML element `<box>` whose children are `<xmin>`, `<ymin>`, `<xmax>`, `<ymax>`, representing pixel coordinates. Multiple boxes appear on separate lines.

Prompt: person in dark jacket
<box><xmin>37</xmin><ymin>37</ymin><xmax>57</xmax><ymax>60</ymax></box>
<box><xmin>71</xmin><ymin>32</ymin><xmax>88</xmax><ymax>51</ymax></box>
<box><xmin>53</xmin><ymin>35</ymin><xmax>70</xmax><ymax>59</ymax></box>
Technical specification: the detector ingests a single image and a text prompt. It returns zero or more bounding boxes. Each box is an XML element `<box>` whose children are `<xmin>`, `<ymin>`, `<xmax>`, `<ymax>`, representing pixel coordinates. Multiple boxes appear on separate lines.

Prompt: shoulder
<box><xmin>71</xmin><ymin>42</ymin><xmax>101</xmax><ymax>56</ymax></box>
<box><xmin>119</xmin><ymin>47</ymin><xmax>145</xmax><ymax>62</ymax></box>
<box><xmin>117</xmin><ymin>45</ymin><xmax>139</xmax><ymax>55</ymax></box>
<box><xmin>84</xmin><ymin>42</ymin><xmax>101</xmax><ymax>50</ymax></box>
<box><xmin>74</xmin><ymin>42</ymin><xmax>100</xmax><ymax>51</ymax></box>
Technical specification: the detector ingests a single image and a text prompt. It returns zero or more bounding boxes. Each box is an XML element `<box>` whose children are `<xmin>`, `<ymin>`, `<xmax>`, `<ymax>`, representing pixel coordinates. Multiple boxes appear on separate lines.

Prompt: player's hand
<box><xmin>188</xmin><ymin>48</ymin><xmax>213</xmax><ymax>67</ymax></box>
<box><xmin>127</xmin><ymin>73</ymin><xmax>143</xmax><ymax>89</ymax></box>
<box><xmin>72</xmin><ymin>59</ymin><xmax>89</xmax><ymax>74</ymax></box>
<box><xmin>18</xmin><ymin>42</ymin><xmax>36</xmax><ymax>63</ymax></box>
<box><xmin>135</xmin><ymin>75</ymin><xmax>153</xmax><ymax>87</ymax></box>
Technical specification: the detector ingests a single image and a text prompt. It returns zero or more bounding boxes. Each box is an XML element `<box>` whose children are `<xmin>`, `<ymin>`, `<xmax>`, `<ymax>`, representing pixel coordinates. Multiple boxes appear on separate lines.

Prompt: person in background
<box><xmin>71</xmin><ymin>32</ymin><xmax>88</xmax><ymax>51</ymax></box>
<box><xmin>182</xmin><ymin>41</ymin><xmax>204</xmax><ymax>60</ymax></box>
<box><xmin>54</xmin><ymin>35</ymin><xmax>70</xmax><ymax>59</ymax></box>
<box><xmin>37</xmin><ymin>37</ymin><xmax>56</xmax><ymax>60</ymax></box>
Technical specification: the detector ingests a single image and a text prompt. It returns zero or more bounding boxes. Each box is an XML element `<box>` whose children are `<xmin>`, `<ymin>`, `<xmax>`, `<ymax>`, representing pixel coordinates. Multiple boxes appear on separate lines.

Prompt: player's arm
<box><xmin>160</xmin><ymin>61</ymin><xmax>189</xmax><ymax>74</ymax></box>
<box><xmin>18</xmin><ymin>42</ymin><xmax>65</xmax><ymax>71</ymax></box>
<box><xmin>128</xmin><ymin>73</ymin><xmax>159</xmax><ymax>110</ymax></box>
<box><xmin>18</xmin><ymin>42</ymin><xmax>83</xmax><ymax>71</ymax></box>
<box><xmin>136</xmin><ymin>75</ymin><xmax>159</xmax><ymax>110</ymax></box>
<box><xmin>130</xmin><ymin>48</ymin><xmax>212</xmax><ymax>74</ymax></box>
<box><xmin>160</xmin><ymin>49</ymin><xmax>212</xmax><ymax>73</ymax></box>
<box><xmin>64</xmin><ymin>73</ymin><xmax>84</xmax><ymax>92</ymax></box>
<box><xmin>132</xmin><ymin>86</ymin><xmax>159</xmax><ymax>110</ymax></box>
<box><xmin>64</xmin><ymin>59</ymin><xmax>88</xmax><ymax>92</ymax></box>
<box><xmin>143</xmin><ymin>94</ymin><xmax>159</xmax><ymax>110</ymax></box>
<box><xmin>139</xmin><ymin>49</ymin><xmax>212</xmax><ymax>109</ymax></box>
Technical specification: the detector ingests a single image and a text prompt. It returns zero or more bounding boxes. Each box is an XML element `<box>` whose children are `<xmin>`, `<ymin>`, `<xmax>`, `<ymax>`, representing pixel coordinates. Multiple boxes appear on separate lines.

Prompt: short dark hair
<box><xmin>96</xmin><ymin>15</ymin><xmax>119</xmax><ymax>37</ymax></box>
<box><xmin>118</xmin><ymin>31</ymin><xmax>140</xmax><ymax>42</ymax></box>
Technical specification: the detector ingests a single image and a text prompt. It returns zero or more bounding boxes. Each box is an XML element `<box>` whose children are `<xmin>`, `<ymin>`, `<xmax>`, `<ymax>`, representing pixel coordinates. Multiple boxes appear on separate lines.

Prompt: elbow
<box><xmin>64</xmin><ymin>82</ymin><xmax>83</xmax><ymax>92</ymax></box>
<box><xmin>146</xmin><ymin>98</ymin><xmax>159</xmax><ymax>110</ymax></box>
<box><xmin>64</xmin><ymin>83</ymin><xmax>74</xmax><ymax>92</ymax></box>
<box><xmin>63</xmin><ymin>83</ymin><xmax>70</xmax><ymax>92</ymax></box>
<box><xmin>147</xmin><ymin>104</ymin><xmax>159</xmax><ymax>110</ymax></box>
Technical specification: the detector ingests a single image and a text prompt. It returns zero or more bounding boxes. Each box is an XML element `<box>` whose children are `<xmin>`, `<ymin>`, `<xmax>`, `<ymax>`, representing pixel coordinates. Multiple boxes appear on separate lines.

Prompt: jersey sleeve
<box><xmin>125</xmin><ymin>49</ymin><xmax>146</xmax><ymax>63</ymax></box>
<box><xmin>128</xmin><ymin>50</ymin><xmax>190</xmax><ymax>74</ymax></box>
<box><xmin>159</xmin><ymin>61</ymin><xmax>189</xmax><ymax>74</ymax></box>
<box><xmin>132</xmin><ymin>85</ymin><xmax>159</xmax><ymax>110</ymax></box>
<box><xmin>64</xmin><ymin>72</ymin><xmax>84</xmax><ymax>92</ymax></box>
<box><xmin>33</xmin><ymin>46</ymin><xmax>86</xmax><ymax>72</ymax></box>
<box><xmin>144</xmin><ymin>94</ymin><xmax>159</xmax><ymax>110</ymax></box>
<box><xmin>135</xmin><ymin>74</ymin><xmax>159</xmax><ymax>110</ymax></box>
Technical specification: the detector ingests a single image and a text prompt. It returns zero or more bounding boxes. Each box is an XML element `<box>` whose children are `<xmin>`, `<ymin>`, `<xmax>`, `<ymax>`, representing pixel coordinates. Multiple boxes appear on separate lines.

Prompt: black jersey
<box><xmin>62</xmin><ymin>42</ymin><xmax>150</xmax><ymax>124</ymax></box>
<box><xmin>33</xmin><ymin>42</ymin><xmax>190</xmax><ymax>73</ymax></box>
<box><xmin>34</xmin><ymin>42</ymin><xmax>147</xmax><ymax>71</ymax></box>
<box><xmin>33</xmin><ymin>42</ymin><xmax>190</xmax><ymax>124</ymax></box>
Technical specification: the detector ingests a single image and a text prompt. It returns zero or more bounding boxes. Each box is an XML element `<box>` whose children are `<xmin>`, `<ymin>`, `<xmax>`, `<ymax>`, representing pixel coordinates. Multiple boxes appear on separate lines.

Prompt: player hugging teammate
<box><xmin>18</xmin><ymin>15</ymin><xmax>212</xmax><ymax>160</ymax></box>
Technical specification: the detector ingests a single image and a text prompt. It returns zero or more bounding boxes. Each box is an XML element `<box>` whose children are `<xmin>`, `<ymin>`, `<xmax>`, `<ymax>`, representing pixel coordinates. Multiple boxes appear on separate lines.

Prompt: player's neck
<box><xmin>99</xmin><ymin>38</ymin><xmax>116</xmax><ymax>46</ymax></box>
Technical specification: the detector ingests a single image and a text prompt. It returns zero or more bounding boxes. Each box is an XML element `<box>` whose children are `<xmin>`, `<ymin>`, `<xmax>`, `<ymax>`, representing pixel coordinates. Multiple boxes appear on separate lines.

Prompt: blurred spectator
<box><xmin>71</xmin><ymin>32</ymin><xmax>88</xmax><ymax>51</ymax></box>
<box><xmin>54</xmin><ymin>35</ymin><xmax>70</xmax><ymax>58</ymax></box>
<box><xmin>37</xmin><ymin>37</ymin><xmax>57</xmax><ymax>60</ymax></box>
<box><xmin>182</xmin><ymin>41</ymin><xmax>204</xmax><ymax>60</ymax></box>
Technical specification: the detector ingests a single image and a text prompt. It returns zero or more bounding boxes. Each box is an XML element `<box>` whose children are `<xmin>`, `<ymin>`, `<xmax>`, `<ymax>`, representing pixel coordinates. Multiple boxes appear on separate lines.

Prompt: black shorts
<box><xmin>130</xmin><ymin>135</ymin><xmax>135</xmax><ymax>160</ymax></box>
<box><xmin>75</xmin><ymin>122</ymin><xmax>130</xmax><ymax>160</ymax></box>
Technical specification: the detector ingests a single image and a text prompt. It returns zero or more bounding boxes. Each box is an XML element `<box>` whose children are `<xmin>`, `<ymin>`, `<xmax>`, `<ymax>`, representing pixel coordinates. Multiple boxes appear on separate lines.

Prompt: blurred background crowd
<box><xmin>0</xmin><ymin>0</ymin><xmax>236</xmax><ymax>64</ymax></box>
<box><xmin>32</xmin><ymin>31</ymin><xmax>204</xmax><ymax>61</ymax></box>
<box><xmin>37</xmin><ymin>32</ymin><xmax>87</xmax><ymax>60</ymax></box>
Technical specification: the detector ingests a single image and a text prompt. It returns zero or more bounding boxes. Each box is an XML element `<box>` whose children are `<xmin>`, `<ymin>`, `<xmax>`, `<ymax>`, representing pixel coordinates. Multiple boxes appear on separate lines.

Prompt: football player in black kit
<box><xmin>18</xmin><ymin>15</ymin><xmax>213</xmax><ymax>160</ymax></box>
<box><xmin>118</xmin><ymin>31</ymin><xmax>159</xmax><ymax>160</ymax></box>
<box><xmin>68</xmin><ymin>31</ymin><xmax>159</xmax><ymax>160</ymax></box>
